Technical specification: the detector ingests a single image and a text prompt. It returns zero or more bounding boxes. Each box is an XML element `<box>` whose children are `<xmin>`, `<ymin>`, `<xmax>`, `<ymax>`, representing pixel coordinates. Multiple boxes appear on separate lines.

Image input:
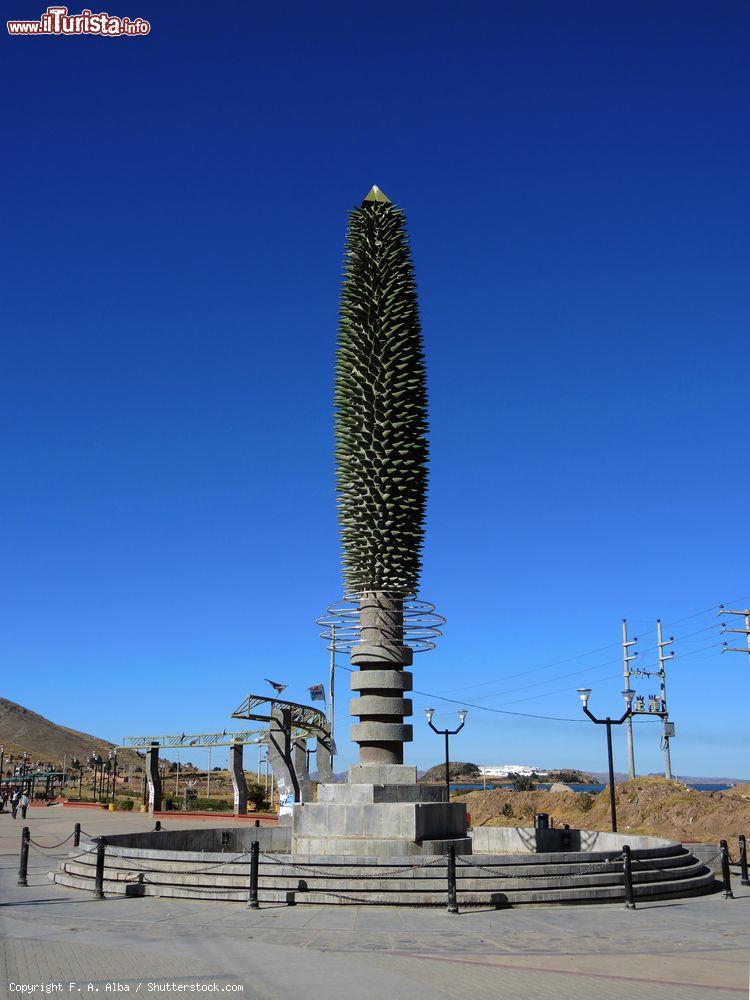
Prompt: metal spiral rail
<box><xmin>316</xmin><ymin>593</ymin><xmax>445</xmax><ymax>653</ymax></box>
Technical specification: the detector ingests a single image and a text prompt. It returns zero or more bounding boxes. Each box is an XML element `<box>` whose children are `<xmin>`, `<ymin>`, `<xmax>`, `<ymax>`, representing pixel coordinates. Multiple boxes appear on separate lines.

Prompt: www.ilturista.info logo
<box><xmin>7</xmin><ymin>5</ymin><xmax>150</xmax><ymax>35</ymax></box>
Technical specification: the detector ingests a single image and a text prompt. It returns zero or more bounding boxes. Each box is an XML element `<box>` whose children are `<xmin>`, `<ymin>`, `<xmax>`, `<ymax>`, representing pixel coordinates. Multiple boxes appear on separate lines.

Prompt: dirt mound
<box><xmin>459</xmin><ymin>776</ymin><xmax>750</xmax><ymax>843</ymax></box>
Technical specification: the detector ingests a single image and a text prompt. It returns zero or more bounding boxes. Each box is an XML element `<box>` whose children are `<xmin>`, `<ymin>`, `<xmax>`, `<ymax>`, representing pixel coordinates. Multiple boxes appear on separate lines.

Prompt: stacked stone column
<box><xmin>349</xmin><ymin>593</ymin><xmax>413</xmax><ymax>765</ymax></box>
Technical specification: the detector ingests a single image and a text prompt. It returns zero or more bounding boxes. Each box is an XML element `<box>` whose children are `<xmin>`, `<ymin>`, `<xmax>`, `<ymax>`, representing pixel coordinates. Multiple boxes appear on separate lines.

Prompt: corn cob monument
<box><xmin>335</xmin><ymin>183</ymin><xmax>428</xmax><ymax>768</ymax></box>
<box><xmin>291</xmin><ymin>187</ymin><xmax>469</xmax><ymax>855</ymax></box>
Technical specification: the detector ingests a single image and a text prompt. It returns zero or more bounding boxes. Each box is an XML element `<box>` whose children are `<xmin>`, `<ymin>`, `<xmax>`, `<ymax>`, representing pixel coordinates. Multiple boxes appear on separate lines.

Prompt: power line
<box><xmin>332</xmin><ymin>660</ymin><xmax>586</xmax><ymax>723</ymax></box>
<box><xmin>324</xmin><ymin>597</ymin><xmax>741</xmax><ymax>728</ymax></box>
<box><xmin>441</xmin><ymin>620</ymin><xmax>722</xmax><ymax>704</ymax></box>
<box><xmin>434</xmin><ymin>624</ymin><xmax>720</xmax><ymax>706</ymax></box>
<box><xmin>441</xmin><ymin>640</ymin><xmax>621</xmax><ymax>694</ymax></box>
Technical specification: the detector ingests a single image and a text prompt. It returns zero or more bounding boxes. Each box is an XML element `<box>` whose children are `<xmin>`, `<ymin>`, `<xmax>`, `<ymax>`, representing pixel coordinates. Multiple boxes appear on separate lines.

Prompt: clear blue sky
<box><xmin>3</xmin><ymin>1</ymin><xmax>748</xmax><ymax>779</ymax></box>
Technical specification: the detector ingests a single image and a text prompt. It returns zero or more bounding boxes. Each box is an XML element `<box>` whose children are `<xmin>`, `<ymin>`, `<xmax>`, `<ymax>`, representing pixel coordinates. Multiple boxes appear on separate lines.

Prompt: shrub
<box><xmin>191</xmin><ymin>797</ymin><xmax>232</xmax><ymax>812</ymax></box>
<box><xmin>117</xmin><ymin>798</ymin><xmax>134</xmax><ymax>811</ymax></box>
<box><xmin>247</xmin><ymin>781</ymin><xmax>268</xmax><ymax>812</ymax></box>
<box><xmin>501</xmin><ymin>802</ymin><xmax>514</xmax><ymax>818</ymax></box>
<box><xmin>578</xmin><ymin>792</ymin><xmax>594</xmax><ymax>812</ymax></box>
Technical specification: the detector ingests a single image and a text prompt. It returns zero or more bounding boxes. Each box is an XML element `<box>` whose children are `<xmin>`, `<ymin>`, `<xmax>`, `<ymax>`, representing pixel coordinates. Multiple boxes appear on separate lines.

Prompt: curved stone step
<box><xmin>55</xmin><ymin>843</ymin><xmax>698</xmax><ymax>870</ymax></box>
<box><xmin>52</xmin><ymin>866</ymin><xmax>716</xmax><ymax>905</ymax></box>
<box><xmin>56</xmin><ymin>854</ymin><xmax>709</xmax><ymax>893</ymax></box>
<box><xmin>51</xmin><ymin>846</ymin><xmax>717</xmax><ymax>906</ymax></box>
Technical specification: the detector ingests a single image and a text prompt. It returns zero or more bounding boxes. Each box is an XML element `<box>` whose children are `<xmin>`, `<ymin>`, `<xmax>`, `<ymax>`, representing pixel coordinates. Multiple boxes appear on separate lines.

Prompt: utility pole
<box><xmin>718</xmin><ymin>606</ymin><xmax>750</xmax><ymax>664</ymax></box>
<box><xmin>656</xmin><ymin>619</ymin><xmax>675</xmax><ymax>780</ymax></box>
<box><xmin>207</xmin><ymin>746</ymin><xmax>211</xmax><ymax>797</ymax></box>
<box><xmin>329</xmin><ymin>624</ymin><xmax>336</xmax><ymax>771</ymax></box>
<box><xmin>622</xmin><ymin>620</ymin><xmax>638</xmax><ymax>779</ymax></box>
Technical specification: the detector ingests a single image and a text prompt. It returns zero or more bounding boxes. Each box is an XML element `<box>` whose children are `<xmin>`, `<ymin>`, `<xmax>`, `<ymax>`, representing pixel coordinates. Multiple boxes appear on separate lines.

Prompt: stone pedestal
<box><xmin>291</xmin><ymin>765</ymin><xmax>471</xmax><ymax>858</ymax></box>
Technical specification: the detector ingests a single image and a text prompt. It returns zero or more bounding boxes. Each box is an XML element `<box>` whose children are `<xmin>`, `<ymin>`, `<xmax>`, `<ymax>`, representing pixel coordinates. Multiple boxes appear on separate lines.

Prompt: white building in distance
<box><xmin>478</xmin><ymin>765</ymin><xmax>545</xmax><ymax>778</ymax></box>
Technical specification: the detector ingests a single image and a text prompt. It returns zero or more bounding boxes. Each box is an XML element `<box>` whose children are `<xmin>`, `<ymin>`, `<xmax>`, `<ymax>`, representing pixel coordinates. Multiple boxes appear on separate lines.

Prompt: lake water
<box><xmin>450</xmin><ymin>782</ymin><xmax>733</xmax><ymax>793</ymax></box>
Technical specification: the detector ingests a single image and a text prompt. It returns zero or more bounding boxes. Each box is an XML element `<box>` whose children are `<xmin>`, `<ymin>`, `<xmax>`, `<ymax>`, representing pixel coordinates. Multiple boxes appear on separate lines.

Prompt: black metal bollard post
<box><xmin>622</xmin><ymin>845</ymin><xmax>636</xmax><ymax>910</ymax></box>
<box><xmin>17</xmin><ymin>827</ymin><xmax>30</xmax><ymax>886</ymax></box>
<box><xmin>720</xmin><ymin>839</ymin><xmax>733</xmax><ymax>899</ymax></box>
<box><xmin>254</xmin><ymin>819</ymin><xmax>260</xmax><ymax>828</ymax></box>
<box><xmin>93</xmin><ymin>837</ymin><xmax>106</xmax><ymax>900</ymax></box>
<box><xmin>738</xmin><ymin>835</ymin><xmax>749</xmax><ymax>887</ymax></box>
<box><xmin>73</xmin><ymin>823</ymin><xmax>81</xmax><ymax>847</ymax></box>
<box><xmin>247</xmin><ymin>840</ymin><xmax>260</xmax><ymax>909</ymax></box>
<box><xmin>154</xmin><ymin>821</ymin><xmax>162</xmax><ymax>832</ymax></box>
<box><xmin>446</xmin><ymin>844</ymin><xmax>458</xmax><ymax>914</ymax></box>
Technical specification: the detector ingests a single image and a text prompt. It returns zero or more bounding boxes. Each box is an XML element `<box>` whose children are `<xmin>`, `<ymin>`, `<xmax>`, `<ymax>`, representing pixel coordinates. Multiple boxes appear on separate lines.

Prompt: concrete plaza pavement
<box><xmin>1</xmin><ymin>806</ymin><xmax>749</xmax><ymax>999</ymax></box>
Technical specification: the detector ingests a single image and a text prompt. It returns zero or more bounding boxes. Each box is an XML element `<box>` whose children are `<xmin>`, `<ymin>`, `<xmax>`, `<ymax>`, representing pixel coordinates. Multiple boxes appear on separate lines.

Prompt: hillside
<box><xmin>420</xmin><ymin>761</ymin><xmax>480</xmax><ymax>783</ymax></box>
<box><xmin>0</xmin><ymin>697</ymin><xmax>137</xmax><ymax>768</ymax></box>
<box><xmin>459</xmin><ymin>777</ymin><xmax>750</xmax><ymax>843</ymax></box>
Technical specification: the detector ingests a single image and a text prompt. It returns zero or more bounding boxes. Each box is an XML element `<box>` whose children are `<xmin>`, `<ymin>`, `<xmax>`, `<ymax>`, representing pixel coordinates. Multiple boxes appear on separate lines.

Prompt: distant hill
<box><xmin>0</xmin><ymin>697</ymin><xmax>137</xmax><ymax>770</ymax></box>
<box><xmin>420</xmin><ymin>761</ymin><xmax>480</xmax><ymax>783</ymax></box>
<box><xmin>589</xmin><ymin>770</ymin><xmax>749</xmax><ymax>785</ymax></box>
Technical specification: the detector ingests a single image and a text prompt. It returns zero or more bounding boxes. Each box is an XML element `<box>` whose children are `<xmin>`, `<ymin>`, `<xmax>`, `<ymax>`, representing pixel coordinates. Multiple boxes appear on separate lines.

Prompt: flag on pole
<box><xmin>308</xmin><ymin>683</ymin><xmax>326</xmax><ymax>704</ymax></box>
<box><xmin>265</xmin><ymin>679</ymin><xmax>287</xmax><ymax>695</ymax></box>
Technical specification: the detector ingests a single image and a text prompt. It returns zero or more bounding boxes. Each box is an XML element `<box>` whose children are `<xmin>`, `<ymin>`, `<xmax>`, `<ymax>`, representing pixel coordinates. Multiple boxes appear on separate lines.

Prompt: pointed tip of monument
<box><xmin>362</xmin><ymin>184</ymin><xmax>391</xmax><ymax>205</ymax></box>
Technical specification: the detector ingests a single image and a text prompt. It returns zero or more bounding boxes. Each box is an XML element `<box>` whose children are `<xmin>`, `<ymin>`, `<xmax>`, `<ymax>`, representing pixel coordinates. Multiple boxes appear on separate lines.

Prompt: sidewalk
<box><xmin>1</xmin><ymin>808</ymin><xmax>748</xmax><ymax>999</ymax></box>
<box><xmin>0</xmin><ymin>804</ymin><xmax>274</xmax><ymax>859</ymax></box>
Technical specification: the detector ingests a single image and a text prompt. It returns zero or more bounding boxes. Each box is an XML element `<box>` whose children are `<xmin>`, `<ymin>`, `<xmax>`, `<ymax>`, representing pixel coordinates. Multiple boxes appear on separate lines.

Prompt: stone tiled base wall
<box><xmin>470</xmin><ymin>826</ymin><xmax>678</xmax><ymax>854</ymax></box>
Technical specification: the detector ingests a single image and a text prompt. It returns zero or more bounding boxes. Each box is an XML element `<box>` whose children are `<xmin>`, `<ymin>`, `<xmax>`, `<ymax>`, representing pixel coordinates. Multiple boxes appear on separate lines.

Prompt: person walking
<box><xmin>11</xmin><ymin>788</ymin><xmax>20</xmax><ymax>819</ymax></box>
<box><xmin>19</xmin><ymin>791</ymin><xmax>29</xmax><ymax>819</ymax></box>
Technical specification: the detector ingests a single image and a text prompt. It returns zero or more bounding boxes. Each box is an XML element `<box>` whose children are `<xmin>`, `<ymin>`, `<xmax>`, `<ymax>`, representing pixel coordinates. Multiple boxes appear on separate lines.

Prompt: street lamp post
<box><xmin>108</xmin><ymin>750</ymin><xmax>118</xmax><ymax>803</ymax></box>
<box><xmin>424</xmin><ymin>708</ymin><xmax>468</xmax><ymax>793</ymax></box>
<box><xmin>94</xmin><ymin>755</ymin><xmax>105</xmax><ymax>800</ymax></box>
<box><xmin>577</xmin><ymin>687</ymin><xmax>635</xmax><ymax>832</ymax></box>
<box><xmin>72</xmin><ymin>757</ymin><xmax>83</xmax><ymax>799</ymax></box>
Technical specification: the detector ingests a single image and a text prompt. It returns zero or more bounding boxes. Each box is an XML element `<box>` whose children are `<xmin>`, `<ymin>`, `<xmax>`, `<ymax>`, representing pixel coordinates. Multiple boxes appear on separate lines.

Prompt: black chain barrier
<box><xmin>53</xmin><ymin>834</ymin><xmax>739</xmax><ymax>908</ymax></box>
<box><xmin>28</xmin><ymin>832</ymin><xmax>75</xmax><ymax>850</ymax></box>
<box><xmin>457</xmin><ymin>853</ymin><xmax>625</xmax><ymax>881</ymax></box>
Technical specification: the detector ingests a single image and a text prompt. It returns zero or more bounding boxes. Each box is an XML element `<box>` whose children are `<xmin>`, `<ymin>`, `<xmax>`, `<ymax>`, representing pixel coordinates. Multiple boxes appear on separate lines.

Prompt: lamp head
<box><xmin>424</xmin><ymin>707</ymin><xmax>435</xmax><ymax>724</ymax></box>
<box><xmin>577</xmin><ymin>687</ymin><xmax>592</xmax><ymax>707</ymax></box>
<box><xmin>622</xmin><ymin>688</ymin><xmax>635</xmax><ymax>706</ymax></box>
<box><xmin>458</xmin><ymin>708</ymin><xmax>468</xmax><ymax>725</ymax></box>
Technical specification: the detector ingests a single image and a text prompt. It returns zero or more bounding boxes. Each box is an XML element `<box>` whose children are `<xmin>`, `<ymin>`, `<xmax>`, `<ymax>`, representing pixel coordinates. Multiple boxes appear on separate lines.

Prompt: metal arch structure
<box><xmin>121</xmin><ymin>730</ymin><xmax>268</xmax><ymax>750</ymax></box>
<box><xmin>230</xmin><ymin>695</ymin><xmax>328</xmax><ymax>738</ymax></box>
<box><xmin>121</xmin><ymin>730</ymin><xmax>269</xmax><ymax>816</ymax></box>
<box><xmin>231</xmin><ymin>695</ymin><xmax>335</xmax><ymax>809</ymax></box>
<box><xmin>121</xmin><ymin>696</ymin><xmax>334</xmax><ymax>816</ymax></box>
